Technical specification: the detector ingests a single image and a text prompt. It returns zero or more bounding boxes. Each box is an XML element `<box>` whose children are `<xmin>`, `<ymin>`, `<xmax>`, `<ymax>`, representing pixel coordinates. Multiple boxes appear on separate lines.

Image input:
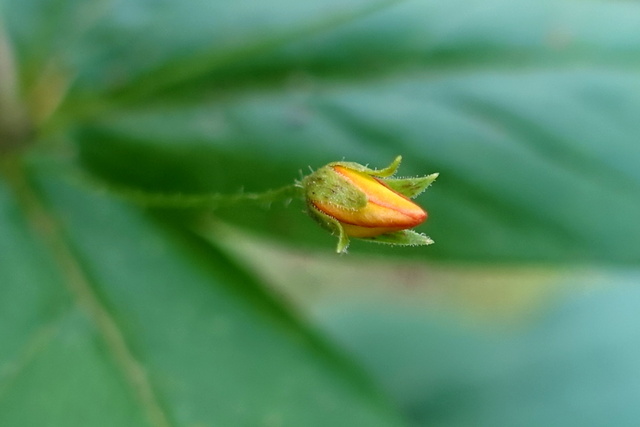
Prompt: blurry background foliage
<box><xmin>1</xmin><ymin>0</ymin><xmax>640</xmax><ymax>426</ymax></box>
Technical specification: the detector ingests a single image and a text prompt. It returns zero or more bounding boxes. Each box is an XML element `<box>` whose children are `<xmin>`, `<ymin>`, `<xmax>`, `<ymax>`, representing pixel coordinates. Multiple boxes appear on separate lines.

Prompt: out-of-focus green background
<box><xmin>2</xmin><ymin>0</ymin><xmax>640</xmax><ymax>426</ymax></box>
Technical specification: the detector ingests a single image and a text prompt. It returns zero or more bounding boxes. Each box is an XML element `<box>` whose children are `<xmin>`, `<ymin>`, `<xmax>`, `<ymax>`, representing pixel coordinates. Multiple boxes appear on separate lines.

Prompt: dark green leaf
<box><xmin>51</xmin><ymin>0</ymin><xmax>640</xmax><ymax>262</ymax></box>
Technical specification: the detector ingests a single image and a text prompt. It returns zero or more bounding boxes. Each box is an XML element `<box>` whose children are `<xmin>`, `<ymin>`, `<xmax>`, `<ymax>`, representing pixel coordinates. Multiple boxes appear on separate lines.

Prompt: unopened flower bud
<box><xmin>301</xmin><ymin>156</ymin><xmax>438</xmax><ymax>253</ymax></box>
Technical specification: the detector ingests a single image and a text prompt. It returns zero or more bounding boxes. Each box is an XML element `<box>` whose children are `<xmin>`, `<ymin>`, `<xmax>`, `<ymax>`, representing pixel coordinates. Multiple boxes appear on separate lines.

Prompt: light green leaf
<box><xmin>0</xmin><ymin>161</ymin><xmax>405</xmax><ymax>427</ymax></box>
<box><xmin>315</xmin><ymin>282</ymin><xmax>640</xmax><ymax>427</ymax></box>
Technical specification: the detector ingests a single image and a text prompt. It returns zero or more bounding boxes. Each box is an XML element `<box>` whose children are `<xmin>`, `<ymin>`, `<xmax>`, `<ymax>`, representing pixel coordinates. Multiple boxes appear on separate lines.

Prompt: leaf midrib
<box><xmin>0</xmin><ymin>157</ymin><xmax>173</xmax><ymax>427</ymax></box>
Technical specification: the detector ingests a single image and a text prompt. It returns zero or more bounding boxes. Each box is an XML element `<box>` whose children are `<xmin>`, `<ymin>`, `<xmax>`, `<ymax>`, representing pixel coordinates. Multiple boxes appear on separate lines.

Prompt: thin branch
<box><xmin>0</xmin><ymin>22</ymin><xmax>29</xmax><ymax>151</ymax></box>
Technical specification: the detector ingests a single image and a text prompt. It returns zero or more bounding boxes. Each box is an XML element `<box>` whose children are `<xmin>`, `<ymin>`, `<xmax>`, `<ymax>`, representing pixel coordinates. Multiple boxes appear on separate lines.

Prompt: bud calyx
<box><xmin>301</xmin><ymin>156</ymin><xmax>438</xmax><ymax>253</ymax></box>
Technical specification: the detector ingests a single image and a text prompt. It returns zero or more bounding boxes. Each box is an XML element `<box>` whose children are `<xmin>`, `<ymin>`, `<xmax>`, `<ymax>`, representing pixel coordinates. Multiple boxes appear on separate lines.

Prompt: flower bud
<box><xmin>301</xmin><ymin>156</ymin><xmax>438</xmax><ymax>253</ymax></box>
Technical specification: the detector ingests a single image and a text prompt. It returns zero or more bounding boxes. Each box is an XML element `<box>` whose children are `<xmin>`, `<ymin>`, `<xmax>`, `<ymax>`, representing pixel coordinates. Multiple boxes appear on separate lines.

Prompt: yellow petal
<box><xmin>311</xmin><ymin>165</ymin><xmax>427</xmax><ymax>237</ymax></box>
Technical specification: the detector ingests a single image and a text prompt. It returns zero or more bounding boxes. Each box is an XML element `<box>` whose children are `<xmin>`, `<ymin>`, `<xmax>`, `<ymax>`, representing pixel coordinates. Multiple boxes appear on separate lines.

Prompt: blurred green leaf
<box><xmin>5</xmin><ymin>0</ymin><xmax>398</xmax><ymax>100</ymax></box>
<box><xmin>0</xmin><ymin>162</ymin><xmax>405</xmax><ymax>426</ymax></box>
<box><xmin>315</xmin><ymin>282</ymin><xmax>640</xmax><ymax>427</ymax></box>
<box><xmin>56</xmin><ymin>0</ymin><xmax>640</xmax><ymax>262</ymax></box>
<box><xmin>4</xmin><ymin>0</ymin><xmax>640</xmax><ymax>425</ymax></box>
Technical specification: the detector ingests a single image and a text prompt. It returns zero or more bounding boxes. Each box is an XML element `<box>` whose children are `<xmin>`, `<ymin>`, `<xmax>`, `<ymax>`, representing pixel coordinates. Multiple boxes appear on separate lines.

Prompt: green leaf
<box><xmin>221</xmin><ymin>212</ymin><xmax>640</xmax><ymax>427</ymax></box>
<box><xmin>5</xmin><ymin>0</ymin><xmax>401</xmax><ymax>103</ymax></box>
<box><xmin>0</xmin><ymin>160</ymin><xmax>405</xmax><ymax>427</ymax></box>
<box><xmin>314</xmin><ymin>282</ymin><xmax>640</xmax><ymax>426</ymax></box>
<box><xmin>64</xmin><ymin>0</ymin><xmax>640</xmax><ymax>263</ymax></box>
<box><xmin>4</xmin><ymin>0</ymin><xmax>640</xmax><ymax>424</ymax></box>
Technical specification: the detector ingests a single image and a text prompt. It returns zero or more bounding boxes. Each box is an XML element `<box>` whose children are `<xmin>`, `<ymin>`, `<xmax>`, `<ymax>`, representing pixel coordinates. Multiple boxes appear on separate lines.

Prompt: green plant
<box><xmin>2</xmin><ymin>0</ymin><xmax>640</xmax><ymax>426</ymax></box>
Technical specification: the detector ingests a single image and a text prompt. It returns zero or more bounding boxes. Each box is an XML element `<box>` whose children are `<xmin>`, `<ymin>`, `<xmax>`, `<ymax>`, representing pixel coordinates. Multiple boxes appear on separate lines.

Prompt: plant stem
<box><xmin>0</xmin><ymin>23</ymin><xmax>30</xmax><ymax>152</ymax></box>
<box><xmin>92</xmin><ymin>180</ymin><xmax>303</xmax><ymax>209</ymax></box>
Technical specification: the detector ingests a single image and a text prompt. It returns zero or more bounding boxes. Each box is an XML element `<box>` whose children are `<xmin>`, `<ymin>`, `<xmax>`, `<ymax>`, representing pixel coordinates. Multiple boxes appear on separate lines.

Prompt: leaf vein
<box><xmin>1</xmin><ymin>159</ymin><xmax>173</xmax><ymax>427</ymax></box>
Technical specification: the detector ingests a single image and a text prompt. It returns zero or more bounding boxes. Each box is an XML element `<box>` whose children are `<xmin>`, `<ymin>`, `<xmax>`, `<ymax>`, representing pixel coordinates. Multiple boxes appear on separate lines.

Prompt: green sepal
<box><xmin>331</xmin><ymin>155</ymin><xmax>402</xmax><ymax>178</ymax></box>
<box><xmin>363</xmin><ymin>229</ymin><xmax>434</xmax><ymax>246</ymax></box>
<box><xmin>307</xmin><ymin>203</ymin><xmax>351</xmax><ymax>253</ymax></box>
<box><xmin>385</xmin><ymin>173</ymin><xmax>439</xmax><ymax>199</ymax></box>
<box><xmin>335</xmin><ymin>223</ymin><xmax>350</xmax><ymax>254</ymax></box>
<box><xmin>301</xmin><ymin>165</ymin><xmax>366</xmax><ymax>211</ymax></box>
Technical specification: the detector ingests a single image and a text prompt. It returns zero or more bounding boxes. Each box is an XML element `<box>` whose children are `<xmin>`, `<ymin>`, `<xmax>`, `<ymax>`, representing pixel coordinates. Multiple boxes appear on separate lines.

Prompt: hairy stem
<box><xmin>85</xmin><ymin>176</ymin><xmax>303</xmax><ymax>209</ymax></box>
